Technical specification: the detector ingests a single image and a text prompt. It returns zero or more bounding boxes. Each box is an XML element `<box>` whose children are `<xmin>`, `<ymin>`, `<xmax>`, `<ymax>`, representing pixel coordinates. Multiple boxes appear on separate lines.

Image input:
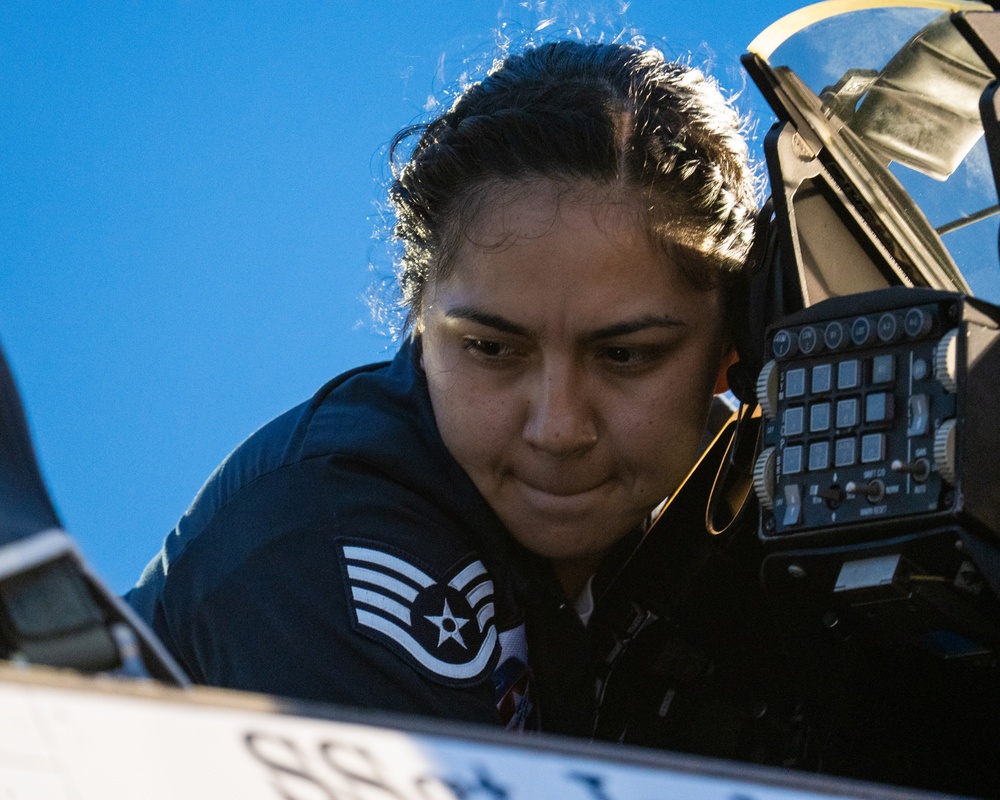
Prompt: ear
<box><xmin>714</xmin><ymin>348</ymin><xmax>739</xmax><ymax>395</ymax></box>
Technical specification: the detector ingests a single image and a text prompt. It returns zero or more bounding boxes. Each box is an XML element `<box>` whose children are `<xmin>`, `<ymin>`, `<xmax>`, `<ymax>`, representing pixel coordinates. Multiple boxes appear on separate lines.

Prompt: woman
<box><xmin>126</xmin><ymin>40</ymin><xmax>757</xmax><ymax>736</ymax></box>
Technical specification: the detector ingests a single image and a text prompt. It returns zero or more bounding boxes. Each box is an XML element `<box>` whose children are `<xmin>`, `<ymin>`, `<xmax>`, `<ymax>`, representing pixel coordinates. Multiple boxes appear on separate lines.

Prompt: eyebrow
<box><xmin>585</xmin><ymin>315</ymin><xmax>686</xmax><ymax>341</ymax></box>
<box><xmin>444</xmin><ymin>307</ymin><xmax>529</xmax><ymax>336</ymax></box>
<box><xmin>443</xmin><ymin>306</ymin><xmax>686</xmax><ymax>340</ymax></box>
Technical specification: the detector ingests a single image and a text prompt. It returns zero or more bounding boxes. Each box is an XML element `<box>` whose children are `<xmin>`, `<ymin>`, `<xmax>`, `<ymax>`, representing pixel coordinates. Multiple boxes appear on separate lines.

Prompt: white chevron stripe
<box><xmin>342</xmin><ymin>546</ymin><xmax>434</xmax><ymax>587</ymax></box>
<box><xmin>350</xmin><ymin>587</ymin><xmax>411</xmax><ymax>626</ymax></box>
<box><xmin>449</xmin><ymin>560</ymin><xmax>487</xmax><ymax>591</ymax></box>
<box><xmin>355</xmin><ymin>609</ymin><xmax>498</xmax><ymax>680</ymax></box>
<box><xmin>466</xmin><ymin>579</ymin><xmax>493</xmax><ymax>609</ymax></box>
<box><xmin>346</xmin><ymin>565</ymin><xmax>419</xmax><ymax>602</ymax></box>
<box><xmin>476</xmin><ymin>602</ymin><xmax>495</xmax><ymax>632</ymax></box>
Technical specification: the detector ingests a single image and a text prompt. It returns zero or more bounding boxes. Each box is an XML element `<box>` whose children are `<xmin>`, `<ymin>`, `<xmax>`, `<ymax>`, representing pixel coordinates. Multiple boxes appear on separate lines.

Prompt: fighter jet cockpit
<box><xmin>743</xmin><ymin>0</ymin><xmax>1000</xmax><ymax>699</ymax></box>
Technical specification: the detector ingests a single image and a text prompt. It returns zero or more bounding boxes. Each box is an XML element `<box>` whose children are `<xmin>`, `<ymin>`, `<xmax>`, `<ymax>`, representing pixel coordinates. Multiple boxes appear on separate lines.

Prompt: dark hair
<box><xmin>389</xmin><ymin>40</ymin><xmax>758</xmax><ymax>324</ymax></box>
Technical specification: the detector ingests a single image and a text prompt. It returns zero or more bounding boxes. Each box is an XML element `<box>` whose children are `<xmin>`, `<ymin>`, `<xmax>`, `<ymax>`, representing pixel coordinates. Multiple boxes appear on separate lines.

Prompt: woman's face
<box><xmin>418</xmin><ymin>181</ymin><xmax>730</xmax><ymax>595</ymax></box>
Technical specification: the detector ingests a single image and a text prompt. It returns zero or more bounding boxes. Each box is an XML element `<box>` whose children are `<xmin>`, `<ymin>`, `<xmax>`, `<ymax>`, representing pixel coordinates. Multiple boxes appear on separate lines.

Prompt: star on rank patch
<box><xmin>338</xmin><ymin>540</ymin><xmax>500</xmax><ymax>685</ymax></box>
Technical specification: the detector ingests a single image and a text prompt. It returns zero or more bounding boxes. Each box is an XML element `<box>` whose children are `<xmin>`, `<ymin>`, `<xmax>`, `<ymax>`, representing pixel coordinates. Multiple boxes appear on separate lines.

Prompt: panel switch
<box><xmin>782</xmin><ymin>484</ymin><xmax>803</xmax><ymax>526</ymax></box>
<box><xmin>908</xmin><ymin>394</ymin><xmax>929</xmax><ymax>436</ymax></box>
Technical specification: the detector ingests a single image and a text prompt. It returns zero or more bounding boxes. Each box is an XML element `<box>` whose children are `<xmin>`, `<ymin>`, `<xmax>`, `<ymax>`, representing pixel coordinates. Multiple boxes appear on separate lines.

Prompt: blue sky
<box><xmin>1</xmin><ymin>0</ymin><xmax>821</xmax><ymax>592</ymax></box>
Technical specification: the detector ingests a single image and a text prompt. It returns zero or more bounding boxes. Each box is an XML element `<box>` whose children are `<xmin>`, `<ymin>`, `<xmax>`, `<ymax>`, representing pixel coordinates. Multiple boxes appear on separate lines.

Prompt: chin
<box><xmin>505</xmin><ymin>519</ymin><xmax>630</xmax><ymax>563</ymax></box>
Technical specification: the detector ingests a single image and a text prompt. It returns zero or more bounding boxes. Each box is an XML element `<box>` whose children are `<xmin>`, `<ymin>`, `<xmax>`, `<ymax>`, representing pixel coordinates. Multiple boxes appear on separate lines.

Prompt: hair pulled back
<box><xmin>390</xmin><ymin>40</ymin><xmax>758</xmax><ymax>321</ymax></box>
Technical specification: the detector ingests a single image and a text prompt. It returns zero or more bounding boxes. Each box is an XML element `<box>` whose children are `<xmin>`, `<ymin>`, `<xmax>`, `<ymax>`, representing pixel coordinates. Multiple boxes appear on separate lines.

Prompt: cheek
<box><xmin>613</xmin><ymin>354</ymin><xmax>722</xmax><ymax>480</ymax></box>
<box><xmin>622</xmin><ymin>397</ymin><xmax>706</xmax><ymax>469</ymax></box>
<box><xmin>646</xmin><ymin>348</ymin><xmax>722</xmax><ymax>422</ymax></box>
<box><xmin>423</xmin><ymin>352</ymin><xmax>515</xmax><ymax>468</ymax></box>
<box><xmin>434</xmin><ymin>395</ymin><xmax>515</xmax><ymax>476</ymax></box>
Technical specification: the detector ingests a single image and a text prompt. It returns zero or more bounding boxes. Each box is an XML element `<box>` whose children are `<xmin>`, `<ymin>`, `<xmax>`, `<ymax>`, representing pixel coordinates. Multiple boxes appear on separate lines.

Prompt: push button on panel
<box><xmin>851</xmin><ymin>317</ymin><xmax>873</xmax><ymax>346</ymax></box>
<box><xmin>838</xmin><ymin>360</ymin><xmax>860</xmax><ymax>390</ymax></box>
<box><xmin>861</xmin><ymin>433</ymin><xmax>885</xmax><ymax>463</ymax></box>
<box><xmin>811</xmin><ymin>363</ymin><xmax>832</xmax><ymax>394</ymax></box>
<box><xmin>772</xmin><ymin>330</ymin><xmax>795</xmax><ymax>359</ymax></box>
<box><xmin>836</xmin><ymin>398</ymin><xmax>859</xmax><ymax>429</ymax></box>
<box><xmin>871</xmin><ymin>354</ymin><xmax>895</xmax><ymax>384</ymax></box>
<box><xmin>835</xmin><ymin>437</ymin><xmax>857</xmax><ymax>467</ymax></box>
<box><xmin>810</xmin><ymin>402</ymin><xmax>831</xmax><ymax>433</ymax></box>
<box><xmin>785</xmin><ymin>368</ymin><xmax>807</xmax><ymax>399</ymax></box>
<box><xmin>784</xmin><ymin>406</ymin><xmax>805</xmax><ymax>437</ymax></box>
<box><xmin>877</xmin><ymin>313</ymin><xmax>899</xmax><ymax>343</ymax></box>
<box><xmin>824</xmin><ymin>321</ymin><xmax>845</xmax><ymax>351</ymax></box>
<box><xmin>865</xmin><ymin>392</ymin><xmax>894</xmax><ymax>424</ymax></box>
<box><xmin>783</xmin><ymin>445</ymin><xmax>803</xmax><ymax>475</ymax></box>
<box><xmin>904</xmin><ymin>307</ymin><xmax>932</xmax><ymax>338</ymax></box>
<box><xmin>798</xmin><ymin>326</ymin><xmax>819</xmax><ymax>355</ymax></box>
<box><xmin>809</xmin><ymin>441</ymin><xmax>830</xmax><ymax>471</ymax></box>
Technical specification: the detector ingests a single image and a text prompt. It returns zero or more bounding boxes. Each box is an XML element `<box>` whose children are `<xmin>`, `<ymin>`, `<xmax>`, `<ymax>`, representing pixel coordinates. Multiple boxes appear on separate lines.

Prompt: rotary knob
<box><xmin>934</xmin><ymin>418</ymin><xmax>957</xmax><ymax>485</ymax></box>
<box><xmin>934</xmin><ymin>328</ymin><xmax>959</xmax><ymax>394</ymax></box>
<box><xmin>753</xmin><ymin>446</ymin><xmax>777</xmax><ymax>510</ymax></box>
<box><xmin>756</xmin><ymin>359</ymin><xmax>780</xmax><ymax>420</ymax></box>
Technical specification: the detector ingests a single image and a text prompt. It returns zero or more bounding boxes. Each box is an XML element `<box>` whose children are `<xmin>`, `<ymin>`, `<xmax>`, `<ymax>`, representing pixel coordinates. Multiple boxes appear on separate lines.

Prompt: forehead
<box><xmin>453</xmin><ymin>179</ymin><xmax>643</xmax><ymax>251</ymax></box>
<box><xmin>424</xmin><ymin>180</ymin><xmax>720</xmax><ymax>327</ymax></box>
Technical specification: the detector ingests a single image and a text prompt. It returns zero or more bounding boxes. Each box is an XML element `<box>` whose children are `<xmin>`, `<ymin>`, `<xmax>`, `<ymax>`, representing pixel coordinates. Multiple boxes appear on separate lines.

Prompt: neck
<box><xmin>553</xmin><ymin>554</ymin><xmax>602</xmax><ymax>600</ymax></box>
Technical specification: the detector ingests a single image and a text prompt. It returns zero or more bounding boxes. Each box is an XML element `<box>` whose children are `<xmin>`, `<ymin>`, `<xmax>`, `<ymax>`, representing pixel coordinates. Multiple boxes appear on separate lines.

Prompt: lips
<box><xmin>513</xmin><ymin>473</ymin><xmax>610</xmax><ymax>499</ymax></box>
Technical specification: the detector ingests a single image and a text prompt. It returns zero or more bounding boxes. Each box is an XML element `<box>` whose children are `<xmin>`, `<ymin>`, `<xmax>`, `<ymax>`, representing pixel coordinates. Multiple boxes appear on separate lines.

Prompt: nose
<box><xmin>521</xmin><ymin>359</ymin><xmax>598</xmax><ymax>458</ymax></box>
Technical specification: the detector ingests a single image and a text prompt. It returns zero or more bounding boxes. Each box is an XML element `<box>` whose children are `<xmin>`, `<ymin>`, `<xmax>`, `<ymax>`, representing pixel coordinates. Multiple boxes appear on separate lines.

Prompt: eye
<box><xmin>462</xmin><ymin>337</ymin><xmax>517</xmax><ymax>360</ymax></box>
<box><xmin>596</xmin><ymin>344</ymin><xmax>666</xmax><ymax>373</ymax></box>
<box><xmin>602</xmin><ymin>346</ymin><xmax>638</xmax><ymax>364</ymax></box>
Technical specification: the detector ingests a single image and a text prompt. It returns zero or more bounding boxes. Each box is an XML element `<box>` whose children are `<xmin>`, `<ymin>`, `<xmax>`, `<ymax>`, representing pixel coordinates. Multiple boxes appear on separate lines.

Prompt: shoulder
<box><xmin>130</xmin><ymin>342</ymin><xmax>422</xmax><ymax>597</ymax></box>
<box><xmin>155</xmin><ymin>468</ymin><xmax>507</xmax><ymax>710</ymax></box>
<box><xmin>130</xmin><ymin>445</ymin><xmax>508</xmax><ymax>695</ymax></box>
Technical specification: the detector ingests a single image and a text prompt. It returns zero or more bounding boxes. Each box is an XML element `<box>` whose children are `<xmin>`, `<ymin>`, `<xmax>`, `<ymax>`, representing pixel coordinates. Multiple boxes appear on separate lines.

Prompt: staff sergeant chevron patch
<box><xmin>338</xmin><ymin>540</ymin><xmax>500</xmax><ymax>685</ymax></box>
